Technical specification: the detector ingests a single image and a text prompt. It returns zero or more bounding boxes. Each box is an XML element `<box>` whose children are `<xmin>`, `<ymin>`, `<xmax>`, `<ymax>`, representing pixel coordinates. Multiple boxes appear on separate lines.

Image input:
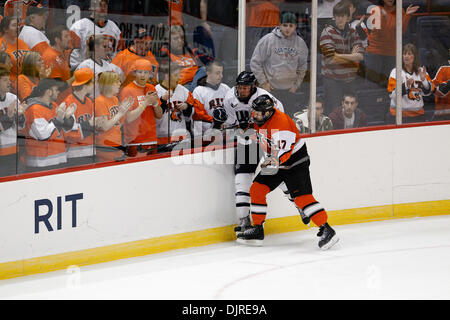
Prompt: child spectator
<box><xmin>120</xmin><ymin>59</ymin><xmax>163</xmax><ymax>157</ymax></box>
<box><xmin>329</xmin><ymin>91</ymin><xmax>368</xmax><ymax>129</ymax></box>
<box><xmin>250</xmin><ymin>11</ymin><xmax>309</xmax><ymax>117</ymax></box>
<box><xmin>387</xmin><ymin>43</ymin><xmax>433</xmax><ymax>124</ymax></box>
<box><xmin>319</xmin><ymin>1</ymin><xmax>364</xmax><ymax>115</ymax></box>
<box><xmin>93</xmin><ymin>71</ymin><xmax>133</xmax><ymax>163</ymax></box>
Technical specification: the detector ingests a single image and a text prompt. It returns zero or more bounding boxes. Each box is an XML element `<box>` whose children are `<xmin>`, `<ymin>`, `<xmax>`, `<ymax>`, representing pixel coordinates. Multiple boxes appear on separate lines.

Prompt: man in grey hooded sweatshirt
<box><xmin>250</xmin><ymin>11</ymin><xmax>309</xmax><ymax>118</ymax></box>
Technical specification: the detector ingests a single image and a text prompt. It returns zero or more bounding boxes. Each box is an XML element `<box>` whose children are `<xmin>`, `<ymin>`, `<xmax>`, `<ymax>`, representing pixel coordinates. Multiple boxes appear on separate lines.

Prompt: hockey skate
<box><xmin>236</xmin><ymin>224</ymin><xmax>264</xmax><ymax>246</ymax></box>
<box><xmin>317</xmin><ymin>223</ymin><xmax>339</xmax><ymax>250</ymax></box>
<box><xmin>234</xmin><ymin>216</ymin><xmax>251</xmax><ymax>236</ymax></box>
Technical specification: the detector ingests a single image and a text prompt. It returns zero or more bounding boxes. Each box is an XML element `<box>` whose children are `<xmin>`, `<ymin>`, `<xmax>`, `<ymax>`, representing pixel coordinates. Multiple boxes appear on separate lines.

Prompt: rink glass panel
<box><xmin>1</xmin><ymin>0</ymin><xmax>449</xmax><ymax>179</ymax></box>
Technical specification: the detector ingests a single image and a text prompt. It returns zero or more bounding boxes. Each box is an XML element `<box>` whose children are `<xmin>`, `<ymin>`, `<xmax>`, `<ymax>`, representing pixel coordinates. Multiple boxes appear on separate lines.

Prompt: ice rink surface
<box><xmin>1</xmin><ymin>215</ymin><xmax>450</xmax><ymax>300</ymax></box>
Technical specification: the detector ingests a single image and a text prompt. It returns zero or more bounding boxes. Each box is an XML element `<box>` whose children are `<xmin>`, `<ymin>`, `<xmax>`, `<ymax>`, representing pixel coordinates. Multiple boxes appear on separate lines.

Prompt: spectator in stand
<box><xmin>387</xmin><ymin>43</ymin><xmax>433</xmax><ymax>124</ymax></box>
<box><xmin>112</xmin><ymin>27</ymin><xmax>159</xmax><ymax>88</ymax></box>
<box><xmin>76</xmin><ymin>34</ymin><xmax>123</xmax><ymax>98</ymax></box>
<box><xmin>293</xmin><ymin>96</ymin><xmax>333</xmax><ymax>133</ymax></box>
<box><xmin>250</xmin><ymin>11</ymin><xmax>309</xmax><ymax>117</ymax></box>
<box><xmin>345</xmin><ymin>0</ymin><xmax>368</xmax><ymax>48</ymax></box>
<box><xmin>192</xmin><ymin>61</ymin><xmax>230</xmax><ymax>136</ymax></box>
<box><xmin>155</xmin><ymin>62</ymin><xmax>210</xmax><ymax>146</ymax></box>
<box><xmin>0</xmin><ymin>16</ymin><xmax>30</xmax><ymax>92</ymax></box>
<box><xmin>199</xmin><ymin>0</ymin><xmax>239</xmax><ymax>63</ymax></box>
<box><xmin>329</xmin><ymin>91</ymin><xmax>368</xmax><ymax>129</ymax></box>
<box><xmin>246</xmin><ymin>0</ymin><xmax>280</xmax><ymax>58</ymax></box>
<box><xmin>3</xmin><ymin>0</ymin><xmax>42</xmax><ymax>27</ymax></box>
<box><xmin>431</xmin><ymin>50</ymin><xmax>450</xmax><ymax>121</ymax></box>
<box><xmin>23</xmin><ymin>78</ymin><xmax>75</xmax><ymax>172</ymax></box>
<box><xmin>41</xmin><ymin>25</ymin><xmax>72</xmax><ymax>83</ymax></box>
<box><xmin>18</xmin><ymin>5</ymin><xmax>51</xmax><ymax>57</ymax></box>
<box><xmin>160</xmin><ymin>25</ymin><xmax>199</xmax><ymax>91</ymax></box>
<box><xmin>69</xmin><ymin>0</ymin><xmax>122</xmax><ymax>70</ymax></box>
<box><xmin>0</xmin><ymin>52</ymin><xmax>13</xmax><ymax>75</ymax></box>
<box><xmin>365</xmin><ymin>1</ymin><xmax>419</xmax><ymax>87</ymax></box>
<box><xmin>93</xmin><ymin>71</ymin><xmax>133</xmax><ymax>163</ymax></box>
<box><xmin>62</xmin><ymin>68</ymin><xmax>97</xmax><ymax>166</ymax></box>
<box><xmin>18</xmin><ymin>51</ymin><xmax>51</xmax><ymax>101</ymax></box>
<box><xmin>120</xmin><ymin>59</ymin><xmax>163</xmax><ymax>157</ymax></box>
<box><xmin>319</xmin><ymin>1</ymin><xmax>364</xmax><ymax>115</ymax></box>
<box><xmin>0</xmin><ymin>68</ymin><xmax>26</xmax><ymax>177</ymax></box>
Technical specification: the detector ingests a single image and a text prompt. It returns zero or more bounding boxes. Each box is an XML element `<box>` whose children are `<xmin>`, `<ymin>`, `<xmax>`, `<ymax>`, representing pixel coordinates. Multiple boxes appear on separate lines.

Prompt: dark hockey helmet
<box><xmin>235</xmin><ymin>71</ymin><xmax>257</xmax><ymax>103</ymax></box>
<box><xmin>251</xmin><ymin>94</ymin><xmax>275</xmax><ymax>126</ymax></box>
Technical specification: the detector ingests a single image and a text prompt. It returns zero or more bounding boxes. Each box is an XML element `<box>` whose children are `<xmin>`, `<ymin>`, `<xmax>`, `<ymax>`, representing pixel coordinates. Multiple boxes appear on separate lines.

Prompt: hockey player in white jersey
<box><xmin>192</xmin><ymin>61</ymin><xmax>230</xmax><ymax>136</ymax></box>
<box><xmin>224</xmin><ymin>71</ymin><xmax>304</xmax><ymax>235</ymax></box>
<box><xmin>224</xmin><ymin>71</ymin><xmax>311</xmax><ymax>234</ymax></box>
<box><xmin>69</xmin><ymin>0</ymin><xmax>121</xmax><ymax>70</ymax></box>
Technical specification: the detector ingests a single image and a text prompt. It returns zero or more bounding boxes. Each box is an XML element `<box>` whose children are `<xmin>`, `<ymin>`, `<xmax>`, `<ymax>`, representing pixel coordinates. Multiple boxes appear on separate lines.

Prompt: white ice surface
<box><xmin>1</xmin><ymin>215</ymin><xmax>449</xmax><ymax>300</ymax></box>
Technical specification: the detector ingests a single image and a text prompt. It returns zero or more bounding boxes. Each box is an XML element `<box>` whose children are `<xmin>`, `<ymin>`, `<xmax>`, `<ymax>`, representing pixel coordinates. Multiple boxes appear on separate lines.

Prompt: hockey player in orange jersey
<box><xmin>236</xmin><ymin>94</ymin><xmax>339</xmax><ymax>250</ymax></box>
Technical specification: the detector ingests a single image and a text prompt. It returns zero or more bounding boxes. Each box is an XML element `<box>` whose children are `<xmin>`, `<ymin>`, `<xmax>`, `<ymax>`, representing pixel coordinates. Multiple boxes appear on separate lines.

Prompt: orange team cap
<box><xmin>131</xmin><ymin>59</ymin><xmax>152</xmax><ymax>72</ymax></box>
<box><xmin>72</xmin><ymin>68</ymin><xmax>94</xmax><ymax>86</ymax></box>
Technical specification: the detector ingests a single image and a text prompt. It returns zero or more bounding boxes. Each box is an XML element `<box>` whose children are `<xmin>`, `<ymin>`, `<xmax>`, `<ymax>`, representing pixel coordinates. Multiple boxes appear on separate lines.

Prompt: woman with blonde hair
<box><xmin>94</xmin><ymin>71</ymin><xmax>133</xmax><ymax>162</ymax></box>
<box><xmin>18</xmin><ymin>51</ymin><xmax>51</xmax><ymax>101</ymax></box>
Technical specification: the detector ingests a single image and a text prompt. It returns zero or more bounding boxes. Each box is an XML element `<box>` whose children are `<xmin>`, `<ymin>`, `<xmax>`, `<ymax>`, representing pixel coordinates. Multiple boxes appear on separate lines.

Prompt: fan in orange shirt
<box><xmin>63</xmin><ymin>68</ymin><xmax>97</xmax><ymax>166</ymax></box>
<box><xmin>0</xmin><ymin>16</ymin><xmax>30</xmax><ymax>91</ymax></box>
<box><xmin>17</xmin><ymin>51</ymin><xmax>51</xmax><ymax>102</ymax></box>
<box><xmin>42</xmin><ymin>25</ymin><xmax>72</xmax><ymax>82</ymax></box>
<box><xmin>4</xmin><ymin>0</ymin><xmax>42</xmax><ymax>27</ymax></box>
<box><xmin>93</xmin><ymin>71</ymin><xmax>133</xmax><ymax>163</ymax></box>
<box><xmin>120</xmin><ymin>59</ymin><xmax>163</xmax><ymax>157</ymax></box>
<box><xmin>112</xmin><ymin>28</ymin><xmax>159</xmax><ymax>88</ymax></box>
<box><xmin>160</xmin><ymin>25</ymin><xmax>199</xmax><ymax>87</ymax></box>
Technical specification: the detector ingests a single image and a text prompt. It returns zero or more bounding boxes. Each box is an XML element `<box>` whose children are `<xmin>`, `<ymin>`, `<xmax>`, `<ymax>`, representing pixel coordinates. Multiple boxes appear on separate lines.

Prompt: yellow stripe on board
<box><xmin>1</xmin><ymin>200</ymin><xmax>449</xmax><ymax>280</ymax></box>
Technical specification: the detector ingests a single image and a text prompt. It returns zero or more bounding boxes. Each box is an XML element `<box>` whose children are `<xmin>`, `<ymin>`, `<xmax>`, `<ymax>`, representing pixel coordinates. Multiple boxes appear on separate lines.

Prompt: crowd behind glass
<box><xmin>0</xmin><ymin>0</ymin><xmax>448</xmax><ymax>178</ymax></box>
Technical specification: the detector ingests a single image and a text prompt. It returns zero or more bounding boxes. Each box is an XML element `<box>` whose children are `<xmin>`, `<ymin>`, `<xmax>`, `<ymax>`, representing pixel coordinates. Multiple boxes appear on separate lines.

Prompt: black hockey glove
<box><xmin>212</xmin><ymin>107</ymin><xmax>227</xmax><ymax>129</ymax></box>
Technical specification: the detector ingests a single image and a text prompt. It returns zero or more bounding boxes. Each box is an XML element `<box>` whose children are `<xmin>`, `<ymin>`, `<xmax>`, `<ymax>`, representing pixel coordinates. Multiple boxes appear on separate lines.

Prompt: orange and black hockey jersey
<box><xmin>254</xmin><ymin>108</ymin><xmax>306</xmax><ymax>165</ymax></box>
<box><xmin>432</xmin><ymin>64</ymin><xmax>450</xmax><ymax>117</ymax></box>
